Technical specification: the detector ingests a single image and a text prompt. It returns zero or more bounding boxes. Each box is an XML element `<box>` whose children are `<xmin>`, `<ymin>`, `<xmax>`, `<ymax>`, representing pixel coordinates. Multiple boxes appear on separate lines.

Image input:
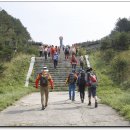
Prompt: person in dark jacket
<box><xmin>77</xmin><ymin>70</ymin><xmax>87</xmax><ymax>103</ymax></box>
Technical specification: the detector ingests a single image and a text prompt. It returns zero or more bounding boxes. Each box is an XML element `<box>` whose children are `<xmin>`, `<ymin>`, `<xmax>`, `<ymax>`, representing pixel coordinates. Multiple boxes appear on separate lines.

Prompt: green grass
<box><xmin>90</xmin><ymin>50</ymin><xmax>130</xmax><ymax>121</ymax></box>
<box><xmin>0</xmin><ymin>53</ymin><xmax>36</xmax><ymax>111</ymax></box>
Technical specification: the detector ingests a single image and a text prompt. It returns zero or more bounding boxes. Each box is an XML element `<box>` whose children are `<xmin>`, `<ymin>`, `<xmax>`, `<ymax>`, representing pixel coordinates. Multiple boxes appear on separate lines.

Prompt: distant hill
<box><xmin>77</xmin><ymin>17</ymin><xmax>130</xmax><ymax>51</ymax></box>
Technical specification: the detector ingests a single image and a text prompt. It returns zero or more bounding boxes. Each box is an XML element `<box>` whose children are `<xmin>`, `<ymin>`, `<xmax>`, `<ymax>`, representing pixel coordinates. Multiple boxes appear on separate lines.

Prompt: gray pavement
<box><xmin>0</xmin><ymin>91</ymin><xmax>129</xmax><ymax>126</ymax></box>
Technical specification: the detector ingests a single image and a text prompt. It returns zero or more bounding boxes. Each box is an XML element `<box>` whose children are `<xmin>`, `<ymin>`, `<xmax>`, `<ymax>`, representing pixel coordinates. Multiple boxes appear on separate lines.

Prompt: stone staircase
<box><xmin>32</xmin><ymin>48</ymin><xmax>80</xmax><ymax>91</ymax></box>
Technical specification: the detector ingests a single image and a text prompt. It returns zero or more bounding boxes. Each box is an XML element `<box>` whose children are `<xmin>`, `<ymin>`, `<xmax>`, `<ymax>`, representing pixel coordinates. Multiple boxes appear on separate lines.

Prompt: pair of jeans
<box><xmin>72</xmin><ymin>64</ymin><xmax>76</xmax><ymax>70</ymax></box>
<box><xmin>69</xmin><ymin>84</ymin><xmax>76</xmax><ymax>100</ymax></box>
<box><xmin>44</xmin><ymin>51</ymin><xmax>47</xmax><ymax>60</ymax></box>
<box><xmin>54</xmin><ymin>60</ymin><xmax>58</xmax><ymax>69</ymax></box>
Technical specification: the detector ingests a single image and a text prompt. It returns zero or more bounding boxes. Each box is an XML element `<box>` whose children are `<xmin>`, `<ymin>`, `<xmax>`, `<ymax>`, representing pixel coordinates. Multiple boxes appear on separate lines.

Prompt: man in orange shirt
<box><xmin>51</xmin><ymin>45</ymin><xmax>55</xmax><ymax>60</ymax></box>
<box><xmin>35</xmin><ymin>66</ymin><xmax>54</xmax><ymax>110</ymax></box>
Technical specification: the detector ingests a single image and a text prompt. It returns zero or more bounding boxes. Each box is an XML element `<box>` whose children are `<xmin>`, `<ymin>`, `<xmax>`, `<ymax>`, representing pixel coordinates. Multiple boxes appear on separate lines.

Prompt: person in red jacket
<box><xmin>35</xmin><ymin>66</ymin><xmax>54</xmax><ymax>110</ymax></box>
<box><xmin>70</xmin><ymin>54</ymin><xmax>78</xmax><ymax>70</ymax></box>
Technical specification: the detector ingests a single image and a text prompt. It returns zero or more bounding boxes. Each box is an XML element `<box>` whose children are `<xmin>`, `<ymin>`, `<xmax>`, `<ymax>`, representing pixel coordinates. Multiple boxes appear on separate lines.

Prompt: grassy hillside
<box><xmin>89</xmin><ymin>49</ymin><xmax>130</xmax><ymax>120</ymax></box>
<box><xmin>0</xmin><ymin>53</ymin><xmax>36</xmax><ymax>111</ymax></box>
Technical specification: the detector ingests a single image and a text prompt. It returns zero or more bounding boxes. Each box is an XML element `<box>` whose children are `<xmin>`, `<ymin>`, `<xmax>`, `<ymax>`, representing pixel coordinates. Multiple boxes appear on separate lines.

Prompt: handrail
<box><xmin>85</xmin><ymin>55</ymin><xmax>91</xmax><ymax>68</ymax></box>
<box><xmin>25</xmin><ymin>57</ymin><xmax>35</xmax><ymax>87</ymax></box>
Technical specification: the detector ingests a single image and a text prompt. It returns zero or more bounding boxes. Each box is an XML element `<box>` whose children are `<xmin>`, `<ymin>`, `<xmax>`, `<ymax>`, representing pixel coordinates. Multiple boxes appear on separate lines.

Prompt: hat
<box><xmin>43</xmin><ymin>66</ymin><xmax>49</xmax><ymax>72</ymax></box>
<box><xmin>43</xmin><ymin>66</ymin><xmax>47</xmax><ymax>69</ymax></box>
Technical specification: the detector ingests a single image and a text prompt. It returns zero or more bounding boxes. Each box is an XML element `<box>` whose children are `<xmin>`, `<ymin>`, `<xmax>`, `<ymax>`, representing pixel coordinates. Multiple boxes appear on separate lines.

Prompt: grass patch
<box><xmin>90</xmin><ymin>50</ymin><xmax>130</xmax><ymax>121</ymax></box>
<box><xmin>0</xmin><ymin>53</ymin><xmax>36</xmax><ymax>111</ymax></box>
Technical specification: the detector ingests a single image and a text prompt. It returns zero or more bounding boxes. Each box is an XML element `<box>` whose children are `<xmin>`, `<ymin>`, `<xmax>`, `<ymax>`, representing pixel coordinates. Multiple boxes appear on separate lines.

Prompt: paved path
<box><xmin>0</xmin><ymin>92</ymin><xmax>129</xmax><ymax>126</ymax></box>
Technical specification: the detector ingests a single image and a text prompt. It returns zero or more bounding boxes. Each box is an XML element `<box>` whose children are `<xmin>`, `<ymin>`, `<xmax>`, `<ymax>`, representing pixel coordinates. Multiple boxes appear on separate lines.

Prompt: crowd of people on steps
<box><xmin>35</xmin><ymin>44</ymin><xmax>98</xmax><ymax>110</ymax></box>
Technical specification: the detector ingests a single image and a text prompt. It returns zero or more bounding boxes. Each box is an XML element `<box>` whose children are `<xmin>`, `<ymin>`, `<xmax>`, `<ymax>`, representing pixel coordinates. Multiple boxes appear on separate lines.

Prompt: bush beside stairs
<box><xmin>32</xmin><ymin>49</ymin><xmax>80</xmax><ymax>91</ymax></box>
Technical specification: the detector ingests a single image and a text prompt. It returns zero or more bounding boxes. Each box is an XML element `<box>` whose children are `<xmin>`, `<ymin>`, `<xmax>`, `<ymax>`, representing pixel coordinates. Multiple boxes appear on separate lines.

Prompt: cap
<box><xmin>43</xmin><ymin>66</ymin><xmax>49</xmax><ymax>72</ymax></box>
<box><xmin>43</xmin><ymin>66</ymin><xmax>47</xmax><ymax>69</ymax></box>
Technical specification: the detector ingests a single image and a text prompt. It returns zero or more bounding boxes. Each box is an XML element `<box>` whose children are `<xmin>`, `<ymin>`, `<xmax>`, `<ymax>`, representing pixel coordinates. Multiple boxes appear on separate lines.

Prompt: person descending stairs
<box><xmin>33</xmin><ymin>46</ymin><xmax>80</xmax><ymax>91</ymax></box>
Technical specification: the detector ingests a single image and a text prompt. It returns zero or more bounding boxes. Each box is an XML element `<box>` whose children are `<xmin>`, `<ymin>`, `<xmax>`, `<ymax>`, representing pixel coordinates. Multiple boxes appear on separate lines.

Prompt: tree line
<box><xmin>0</xmin><ymin>9</ymin><xmax>38</xmax><ymax>76</ymax></box>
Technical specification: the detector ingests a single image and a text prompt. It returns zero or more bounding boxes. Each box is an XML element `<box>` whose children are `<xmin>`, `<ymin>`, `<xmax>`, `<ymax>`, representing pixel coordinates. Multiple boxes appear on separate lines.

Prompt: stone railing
<box><xmin>85</xmin><ymin>55</ymin><xmax>91</xmax><ymax>68</ymax></box>
<box><xmin>25</xmin><ymin>57</ymin><xmax>35</xmax><ymax>87</ymax></box>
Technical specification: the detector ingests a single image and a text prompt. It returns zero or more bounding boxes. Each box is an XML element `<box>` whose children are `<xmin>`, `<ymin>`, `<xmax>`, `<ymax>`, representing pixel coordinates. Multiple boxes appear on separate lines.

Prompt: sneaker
<box><xmin>95</xmin><ymin>102</ymin><xmax>98</xmax><ymax>108</ymax></box>
<box><xmin>81</xmin><ymin>98</ymin><xmax>84</xmax><ymax>103</ymax></box>
<box><xmin>72</xmin><ymin>99</ymin><xmax>75</xmax><ymax>101</ymax></box>
<box><xmin>41</xmin><ymin>105</ymin><xmax>45</xmax><ymax>110</ymax></box>
<box><xmin>88</xmin><ymin>101</ymin><xmax>91</xmax><ymax>106</ymax></box>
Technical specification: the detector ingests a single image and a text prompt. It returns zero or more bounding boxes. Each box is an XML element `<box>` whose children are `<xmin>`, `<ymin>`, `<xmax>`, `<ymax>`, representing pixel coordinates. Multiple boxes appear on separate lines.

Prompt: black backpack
<box><xmin>79</xmin><ymin>77</ymin><xmax>86</xmax><ymax>87</ymax></box>
<box><xmin>65</xmin><ymin>48</ymin><xmax>69</xmax><ymax>53</ymax></box>
<box><xmin>79</xmin><ymin>72</ymin><xmax>86</xmax><ymax>87</ymax></box>
<box><xmin>69</xmin><ymin>73</ymin><xmax>75</xmax><ymax>84</ymax></box>
<box><xmin>40</xmin><ymin>74</ymin><xmax>48</xmax><ymax>87</ymax></box>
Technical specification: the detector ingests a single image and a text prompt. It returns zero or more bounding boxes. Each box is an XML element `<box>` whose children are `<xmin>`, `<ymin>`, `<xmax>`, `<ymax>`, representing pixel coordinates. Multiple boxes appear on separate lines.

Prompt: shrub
<box><xmin>0</xmin><ymin>63</ymin><xmax>6</xmax><ymax>77</ymax></box>
<box><xmin>111</xmin><ymin>56</ymin><xmax>128</xmax><ymax>84</ymax></box>
<box><xmin>101</xmin><ymin>49</ymin><xmax>115</xmax><ymax>63</ymax></box>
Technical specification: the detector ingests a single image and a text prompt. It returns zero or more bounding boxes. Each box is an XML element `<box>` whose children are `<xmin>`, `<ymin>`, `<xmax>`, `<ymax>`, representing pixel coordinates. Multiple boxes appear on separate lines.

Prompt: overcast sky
<box><xmin>0</xmin><ymin>1</ymin><xmax>130</xmax><ymax>46</ymax></box>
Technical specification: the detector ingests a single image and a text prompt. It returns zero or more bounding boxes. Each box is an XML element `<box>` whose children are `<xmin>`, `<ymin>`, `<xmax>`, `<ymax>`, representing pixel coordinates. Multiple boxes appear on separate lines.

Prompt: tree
<box><xmin>115</xmin><ymin>18</ymin><xmax>130</xmax><ymax>32</ymax></box>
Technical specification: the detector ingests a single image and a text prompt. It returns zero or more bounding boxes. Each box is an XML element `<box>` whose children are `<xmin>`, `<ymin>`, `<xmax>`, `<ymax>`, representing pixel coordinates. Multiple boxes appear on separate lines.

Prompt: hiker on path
<box><xmin>71</xmin><ymin>46</ymin><xmax>76</xmax><ymax>56</ymax></box>
<box><xmin>57</xmin><ymin>46</ymin><xmax>60</xmax><ymax>54</ymax></box>
<box><xmin>64</xmin><ymin>47</ymin><xmax>70</xmax><ymax>60</ymax></box>
<box><xmin>39</xmin><ymin>44</ymin><xmax>43</xmax><ymax>57</ymax></box>
<box><xmin>77</xmin><ymin>70</ymin><xmax>87</xmax><ymax>103</ymax></box>
<box><xmin>65</xmin><ymin>69</ymin><xmax>78</xmax><ymax>101</ymax></box>
<box><xmin>53</xmin><ymin>51</ymin><xmax>59</xmax><ymax>69</ymax></box>
<box><xmin>35</xmin><ymin>66</ymin><xmax>54</xmax><ymax>110</ymax></box>
<box><xmin>75</xmin><ymin>46</ymin><xmax>78</xmax><ymax>56</ymax></box>
<box><xmin>79</xmin><ymin>56</ymin><xmax>84</xmax><ymax>70</ymax></box>
<box><xmin>70</xmin><ymin>54</ymin><xmax>78</xmax><ymax>70</ymax></box>
<box><xmin>51</xmin><ymin>45</ymin><xmax>55</xmax><ymax>60</ymax></box>
<box><xmin>47</xmin><ymin>46</ymin><xmax>51</xmax><ymax>57</ymax></box>
<box><xmin>86</xmin><ymin>67</ymin><xmax>98</xmax><ymax>108</ymax></box>
<box><xmin>44</xmin><ymin>45</ymin><xmax>48</xmax><ymax>60</ymax></box>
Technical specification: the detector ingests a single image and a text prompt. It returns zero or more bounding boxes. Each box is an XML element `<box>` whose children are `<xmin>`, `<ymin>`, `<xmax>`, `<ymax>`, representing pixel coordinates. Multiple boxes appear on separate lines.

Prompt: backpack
<box><xmin>65</xmin><ymin>48</ymin><xmax>69</xmax><ymax>53</ymax></box>
<box><xmin>40</xmin><ymin>74</ymin><xmax>48</xmax><ymax>87</ymax></box>
<box><xmin>72</xmin><ymin>48</ymin><xmax>76</xmax><ymax>54</ymax></box>
<box><xmin>69</xmin><ymin>73</ymin><xmax>75</xmax><ymax>84</ymax></box>
<box><xmin>51</xmin><ymin>47</ymin><xmax>55</xmax><ymax>53</ymax></box>
<box><xmin>80</xmin><ymin>57</ymin><xmax>84</xmax><ymax>64</ymax></box>
<box><xmin>79</xmin><ymin>76</ymin><xmax>86</xmax><ymax>87</ymax></box>
<box><xmin>72</xmin><ymin>56</ymin><xmax>76</xmax><ymax>63</ymax></box>
<box><xmin>89</xmin><ymin>73</ymin><xmax>97</xmax><ymax>85</ymax></box>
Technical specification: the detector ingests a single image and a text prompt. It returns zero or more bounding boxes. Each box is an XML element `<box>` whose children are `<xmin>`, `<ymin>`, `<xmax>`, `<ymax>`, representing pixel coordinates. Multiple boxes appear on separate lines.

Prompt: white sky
<box><xmin>0</xmin><ymin>1</ymin><xmax>130</xmax><ymax>46</ymax></box>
